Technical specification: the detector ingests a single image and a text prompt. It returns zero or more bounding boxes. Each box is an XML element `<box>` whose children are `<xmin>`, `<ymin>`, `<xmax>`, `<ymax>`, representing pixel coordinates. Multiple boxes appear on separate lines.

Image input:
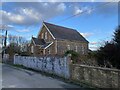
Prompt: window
<box><xmin>67</xmin><ymin>45</ymin><xmax>70</xmax><ymax>50</ymax></box>
<box><xmin>75</xmin><ymin>46</ymin><xmax>77</xmax><ymax>52</ymax></box>
<box><xmin>41</xmin><ymin>33</ymin><xmax>44</xmax><ymax>39</ymax></box>
<box><xmin>48</xmin><ymin>49</ymin><xmax>50</xmax><ymax>54</ymax></box>
<box><xmin>31</xmin><ymin>46</ymin><xmax>34</xmax><ymax>53</ymax></box>
<box><xmin>45</xmin><ymin>32</ymin><xmax>47</xmax><ymax>39</ymax></box>
<box><xmin>82</xmin><ymin>45</ymin><xmax>84</xmax><ymax>54</ymax></box>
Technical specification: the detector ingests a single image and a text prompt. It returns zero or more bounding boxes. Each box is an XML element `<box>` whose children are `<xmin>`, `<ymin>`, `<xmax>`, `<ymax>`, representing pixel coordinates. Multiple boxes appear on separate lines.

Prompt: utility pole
<box><xmin>3</xmin><ymin>26</ymin><xmax>8</xmax><ymax>58</ymax></box>
<box><xmin>4</xmin><ymin>30</ymin><xmax>7</xmax><ymax>48</ymax></box>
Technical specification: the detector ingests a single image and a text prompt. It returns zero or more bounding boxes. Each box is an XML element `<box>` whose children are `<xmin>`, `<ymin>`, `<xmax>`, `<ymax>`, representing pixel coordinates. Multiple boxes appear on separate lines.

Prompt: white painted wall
<box><xmin>2</xmin><ymin>54</ymin><xmax>9</xmax><ymax>62</ymax></box>
<box><xmin>14</xmin><ymin>55</ymin><xmax>70</xmax><ymax>79</ymax></box>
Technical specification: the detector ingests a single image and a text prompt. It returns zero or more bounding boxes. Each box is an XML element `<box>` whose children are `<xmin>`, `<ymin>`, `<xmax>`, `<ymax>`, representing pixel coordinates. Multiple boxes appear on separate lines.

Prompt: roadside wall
<box><xmin>14</xmin><ymin>55</ymin><xmax>120</xmax><ymax>88</ymax></box>
<box><xmin>2</xmin><ymin>54</ymin><xmax>9</xmax><ymax>63</ymax></box>
<box><xmin>71</xmin><ymin>64</ymin><xmax>120</xmax><ymax>88</ymax></box>
<box><xmin>14</xmin><ymin>55</ymin><xmax>70</xmax><ymax>79</ymax></box>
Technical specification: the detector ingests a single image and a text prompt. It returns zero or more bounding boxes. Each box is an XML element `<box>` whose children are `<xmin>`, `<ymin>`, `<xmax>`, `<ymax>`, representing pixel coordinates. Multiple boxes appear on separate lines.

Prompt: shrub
<box><xmin>96</xmin><ymin>26</ymin><xmax>120</xmax><ymax>69</ymax></box>
<box><xmin>65</xmin><ymin>50</ymin><xmax>79</xmax><ymax>64</ymax></box>
<box><xmin>19</xmin><ymin>52</ymin><xmax>31</xmax><ymax>56</ymax></box>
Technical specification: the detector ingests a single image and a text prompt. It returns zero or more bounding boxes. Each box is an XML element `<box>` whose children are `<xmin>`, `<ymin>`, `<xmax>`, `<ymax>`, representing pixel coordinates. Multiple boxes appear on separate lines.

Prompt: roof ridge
<box><xmin>43</xmin><ymin>22</ymin><xmax>88</xmax><ymax>43</ymax></box>
<box><xmin>32</xmin><ymin>37</ymin><xmax>44</xmax><ymax>40</ymax></box>
<box><xmin>43</xmin><ymin>22</ymin><xmax>77</xmax><ymax>32</ymax></box>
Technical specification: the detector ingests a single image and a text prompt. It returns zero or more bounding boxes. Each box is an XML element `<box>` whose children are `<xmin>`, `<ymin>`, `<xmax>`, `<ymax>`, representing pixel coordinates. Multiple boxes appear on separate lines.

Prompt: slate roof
<box><xmin>44</xmin><ymin>22</ymin><xmax>88</xmax><ymax>43</ymax></box>
<box><xmin>41</xmin><ymin>43</ymin><xmax>51</xmax><ymax>49</ymax></box>
<box><xmin>32</xmin><ymin>37</ymin><xmax>46</xmax><ymax>45</ymax></box>
<box><xmin>32</xmin><ymin>37</ymin><xmax>52</xmax><ymax>49</ymax></box>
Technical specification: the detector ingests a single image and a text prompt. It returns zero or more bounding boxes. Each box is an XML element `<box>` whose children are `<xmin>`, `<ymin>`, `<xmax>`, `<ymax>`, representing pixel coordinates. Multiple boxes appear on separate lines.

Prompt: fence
<box><xmin>14</xmin><ymin>55</ymin><xmax>120</xmax><ymax>88</ymax></box>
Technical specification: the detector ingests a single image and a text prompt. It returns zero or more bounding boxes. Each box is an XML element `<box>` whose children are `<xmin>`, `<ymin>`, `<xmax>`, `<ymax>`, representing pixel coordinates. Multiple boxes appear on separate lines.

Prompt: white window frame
<box><xmin>31</xmin><ymin>46</ymin><xmax>34</xmax><ymax>53</ymax></box>
<box><xmin>67</xmin><ymin>45</ymin><xmax>70</xmax><ymax>50</ymax></box>
<box><xmin>45</xmin><ymin>32</ymin><xmax>47</xmax><ymax>39</ymax></box>
<box><xmin>48</xmin><ymin>48</ymin><xmax>50</xmax><ymax>54</ymax></box>
<box><xmin>41</xmin><ymin>33</ymin><xmax>44</xmax><ymax>39</ymax></box>
<box><xmin>82</xmin><ymin>45</ymin><xmax>84</xmax><ymax>54</ymax></box>
<box><xmin>75</xmin><ymin>46</ymin><xmax>77</xmax><ymax>52</ymax></box>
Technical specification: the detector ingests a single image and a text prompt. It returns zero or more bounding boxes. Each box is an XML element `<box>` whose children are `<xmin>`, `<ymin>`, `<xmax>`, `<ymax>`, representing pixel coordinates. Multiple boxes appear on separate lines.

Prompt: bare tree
<box><xmin>8</xmin><ymin>34</ymin><xmax>30</xmax><ymax>53</ymax></box>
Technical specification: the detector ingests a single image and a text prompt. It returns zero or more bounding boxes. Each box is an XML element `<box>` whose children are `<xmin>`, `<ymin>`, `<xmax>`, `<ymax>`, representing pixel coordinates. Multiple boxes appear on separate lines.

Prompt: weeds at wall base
<box><xmin>10</xmin><ymin>63</ymin><xmax>96</xmax><ymax>89</ymax></box>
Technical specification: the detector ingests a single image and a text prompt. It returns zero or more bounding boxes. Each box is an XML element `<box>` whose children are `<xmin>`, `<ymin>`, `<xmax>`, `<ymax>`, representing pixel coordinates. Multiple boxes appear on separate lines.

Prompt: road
<box><xmin>2</xmin><ymin>64</ymin><xmax>86</xmax><ymax>89</ymax></box>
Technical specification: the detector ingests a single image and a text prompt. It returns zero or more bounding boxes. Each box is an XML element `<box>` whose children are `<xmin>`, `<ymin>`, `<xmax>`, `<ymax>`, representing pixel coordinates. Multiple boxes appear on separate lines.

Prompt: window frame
<box><xmin>45</xmin><ymin>32</ymin><xmax>47</xmax><ymax>40</ymax></box>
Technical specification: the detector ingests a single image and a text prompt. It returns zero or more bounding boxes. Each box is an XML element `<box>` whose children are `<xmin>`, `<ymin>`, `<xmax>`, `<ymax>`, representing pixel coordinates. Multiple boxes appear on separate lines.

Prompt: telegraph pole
<box><xmin>4</xmin><ymin>30</ymin><xmax>7</xmax><ymax>48</ymax></box>
<box><xmin>1</xmin><ymin>25</ymin><xmax>8</xmax><ymax>59</ymax></box>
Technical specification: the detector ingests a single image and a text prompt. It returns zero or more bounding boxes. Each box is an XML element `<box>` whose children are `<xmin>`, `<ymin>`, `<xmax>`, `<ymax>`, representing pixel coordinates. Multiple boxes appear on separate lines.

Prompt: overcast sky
<box><xmin>0</xmin><ymin>0</ymin><xmax>119</xmax><ymax>50</ymax></box>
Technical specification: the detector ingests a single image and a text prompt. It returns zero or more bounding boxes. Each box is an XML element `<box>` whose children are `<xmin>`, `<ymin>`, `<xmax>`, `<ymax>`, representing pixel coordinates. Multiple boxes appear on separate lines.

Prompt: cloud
<box><xmin>1</xmin><ymin>2</ymin><xmax>66</xmax><ymax>26</ymax></box>
<box><xmin>90</xmin><ymin>41</ymin><xmax>98</xmax><ymax>45</ymax></box>
<box><xmin>73</xmin><ymin>5</ymin><xmax>93</xmax><ymax>15</ymax></box>
<box><xmin>0</xmin><ymin>24</ymin><xmax>14</xmax><ymax>31</ymax></box>
<box><xmin>89</xmin><ymin>41</ymin><xmax>104</xmax><ymax>50</ymax></box>
<box><xmin>0</xmin><ymin>43</ymin><xmax>2</xmax><ymax>48</ymax></box>
<box><xmin>74</xmin><ymin>6</ymin><xmax>83</xmax><ymax>15</ymax></box>
<box><xmin>1</xmin><ymin>10</ymin><xmax>25</xmax><ymax>25</ymax></box>
<box><xmin>72</xmin><ymin>2</ymin><xmax>117</xmax><ymax>17</ymax></box>
<box><xmin>57</xmin><ymin>3</ymin><xmax>66</xmax><ymax>12</ymax></box>
<box><xmin>89</xmin><ymin>46</ymin><xmax>98</xmax><ymax>51</ymax></box>
<box><xmin>89</xmin><ymin>41</ymin><xmax>100</xmax><ymax>51</ymax></box>
<box><xmin>16</xmin><ymin>29</ymin><xmax>31</xmax><ymax>33</ymax></box>
<box><xmin>1</xmin><ymin>2</ymin><xmax>117</xmax><ymax>27</ymax></box>
<box><xmin>80</xmin><ymin>32</ymin><xmax>94</xmax><ymax>38</ymax></box>
<box><xmin>84</xmin><ymin>7</ymin><xmax>93</xmax><ymax>14</ymax></box>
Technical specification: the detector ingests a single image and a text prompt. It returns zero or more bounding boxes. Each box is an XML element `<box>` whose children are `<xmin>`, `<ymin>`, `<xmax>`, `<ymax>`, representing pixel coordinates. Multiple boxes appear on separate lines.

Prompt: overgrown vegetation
<box><xmin>3</xmin><ymin>42</ymin><xmax>30</xmax><ymax>57</ymax></box>
<box><xmin>2</xmin><ymin>34</ymin><xmax>31</xmax><ymax>59</ymax></box>
<box><xmin>96</xmin><ymin>26</ymin><xmax>120</xmax><ymax>69</ymax></box>
<box><xmin>65</xmin><ymin>50</ymin><xmax>79</xmax><ymax>64</ymax></box>
<box><xmin>19</xmin><ymin>51</ymin><xmax>31</xmax><ymax>56</ymax></box>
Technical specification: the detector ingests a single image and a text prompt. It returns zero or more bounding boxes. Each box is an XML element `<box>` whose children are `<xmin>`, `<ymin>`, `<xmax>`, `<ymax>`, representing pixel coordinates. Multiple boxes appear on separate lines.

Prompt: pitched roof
<box><xmin>44</xmin><ymin>22</ymin><xmax>88</xmax><ymax>43</ymax></box>
<box><xmin>41</xmin><ymin>42</ymin><xmax>51</xmax><ymax>49</ymax></box>
<box><xmin>32</xmin><ymin>37</ymin><xmax>53</xmax><ymax>49</ymax></box>
<box><xmin>32</xmin><ymin>37</ymin><xmax>46</xmax><ymax>45</ymax></box>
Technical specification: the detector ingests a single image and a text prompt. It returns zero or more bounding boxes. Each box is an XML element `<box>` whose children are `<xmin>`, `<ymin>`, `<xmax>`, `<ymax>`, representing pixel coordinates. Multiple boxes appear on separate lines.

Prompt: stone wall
<box><xmin>71</xmin><ymin>64</ymin><xmax>120</xmax><ymax>88</ymax></box>
<box><xmin>57</xmin><ymin>40</ymin><xmax>88</xmax><ymax>55</ymax></box>
<box><xmin>38</xmin><ymin>26</ymin><xmax>54</xmax><ymax>42</ymax></box>
<box><xmin>45</xmin><ymin>42</ymin><xmax>56</xmax><ymax>55</ymax></box>
<box><xmin>14</xmin><ymin>55</ymin><xmax>70</xmax><ymax>79</ymax></box>
<box><xmin>14</xmin><ymin>55</ymin><xmax>120</xmax><ymax>88</ymax></box>
<box><xmin>2</xmin><ymin>54</ymin><xmax>9</xmax><ymax>63</ymax></box>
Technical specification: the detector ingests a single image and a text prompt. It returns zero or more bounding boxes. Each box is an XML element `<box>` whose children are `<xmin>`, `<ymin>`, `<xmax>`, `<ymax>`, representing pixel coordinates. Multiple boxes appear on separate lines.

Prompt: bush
<box><xmin>96</xmin><ymin>26</ymin><xmax>120</xmax><ymax>69</ymax></box>
<box><xmin>6</xmin><ymin>43</ymin><xmax>21</xmax><ymax>56</ymax></box>
<box><xmin>88</xmin><ymin>51</ymin><xmax>97</xmax><ymax>59</ymax></box>
<box><xmin>19</xmin><ymin>52</ymin><xmax>31</xmax><ymax>56</ymax></box>
<box><xmin>65</xmin><ymin>50</ymin><xmax>79</xmax><ymax>64</ymax></box>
